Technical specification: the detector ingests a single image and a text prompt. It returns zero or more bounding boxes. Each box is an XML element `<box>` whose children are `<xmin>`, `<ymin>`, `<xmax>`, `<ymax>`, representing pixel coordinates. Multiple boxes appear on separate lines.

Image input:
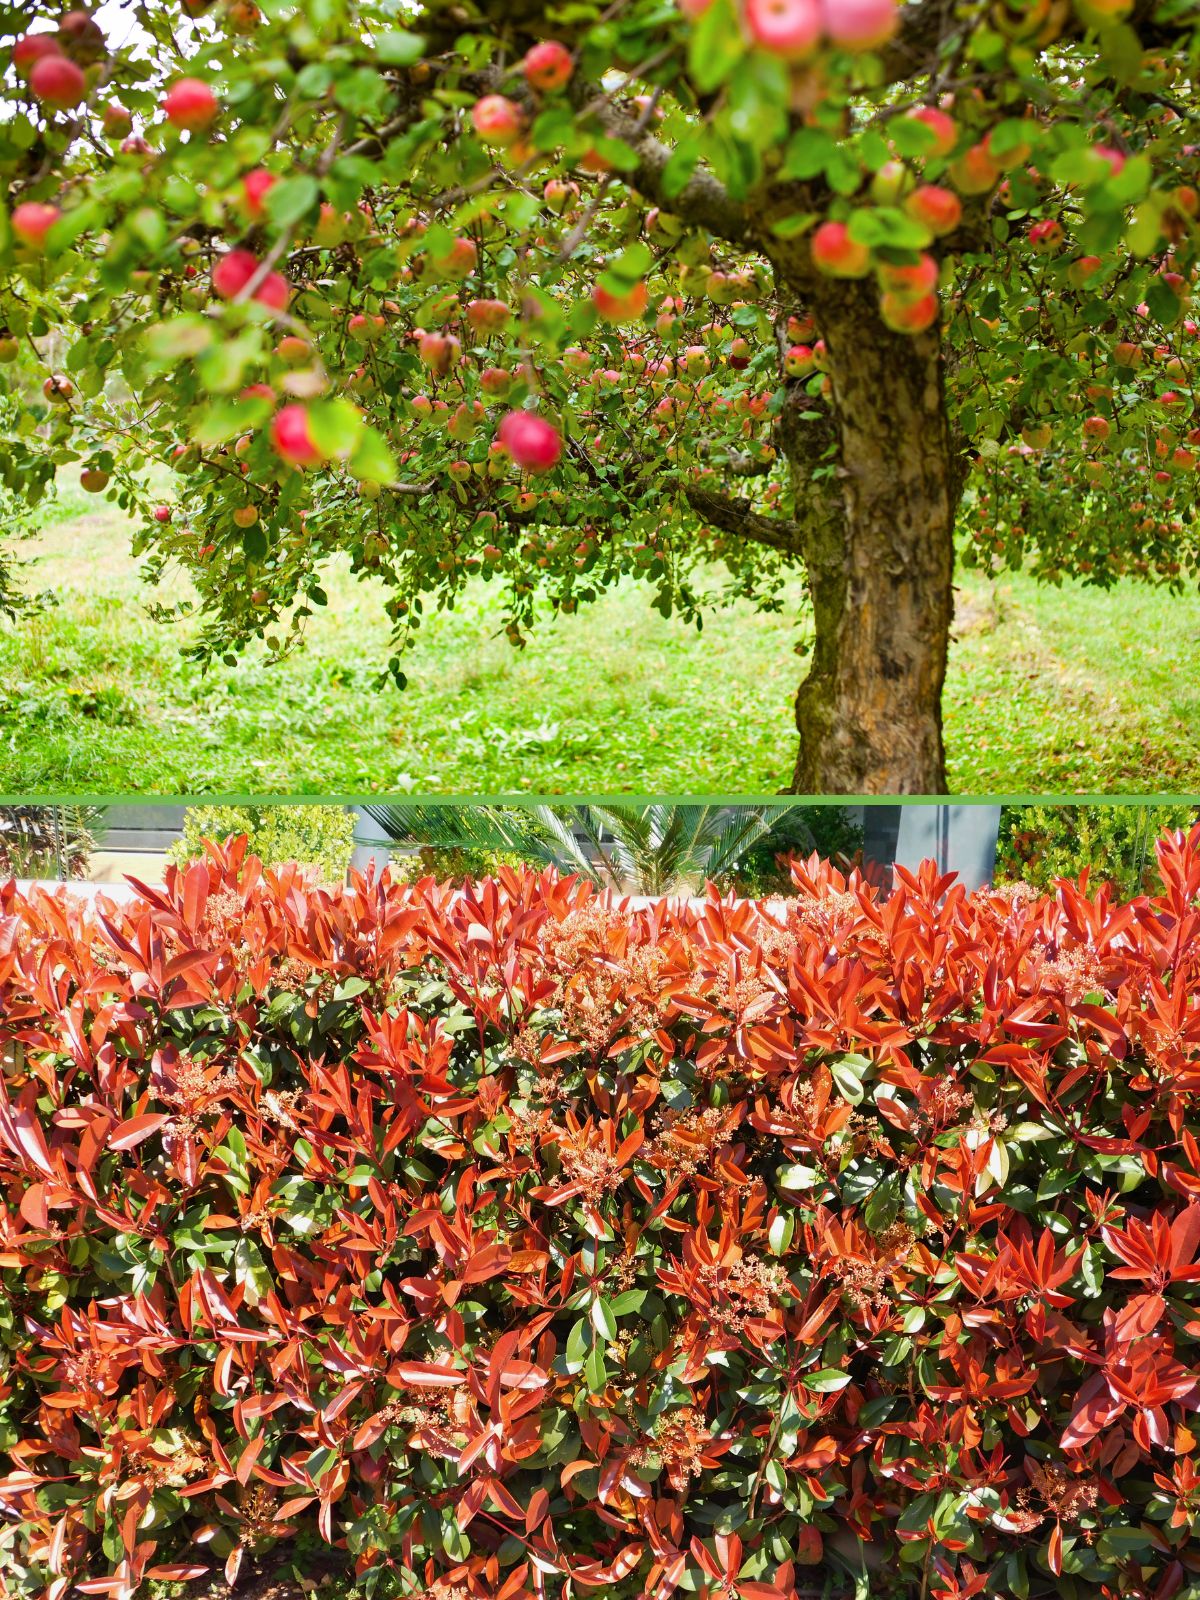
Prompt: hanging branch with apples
<box><xmin>0</xmin><ymin>0</ymin><xmax>1197</xmax><ymax>791</ymax></box>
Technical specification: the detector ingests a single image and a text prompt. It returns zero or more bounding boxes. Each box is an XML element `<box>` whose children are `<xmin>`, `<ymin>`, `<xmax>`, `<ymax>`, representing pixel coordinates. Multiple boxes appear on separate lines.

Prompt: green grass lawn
<box><xmin>1</xmin><ymin>479</ymin><xmax>1198</xmax><ymax>796</ymax></box>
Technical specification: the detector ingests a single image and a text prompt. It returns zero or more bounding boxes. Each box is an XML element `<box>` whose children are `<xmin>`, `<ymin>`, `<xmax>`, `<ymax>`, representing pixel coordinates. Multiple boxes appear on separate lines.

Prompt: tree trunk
<box><xmin>787</xmin><ymin>284</ymin><xmax>959</xmax><ymax>796</ymax></box>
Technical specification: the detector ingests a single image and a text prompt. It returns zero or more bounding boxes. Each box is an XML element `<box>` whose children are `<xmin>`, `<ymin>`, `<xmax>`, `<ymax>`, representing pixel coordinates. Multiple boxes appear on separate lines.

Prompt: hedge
<box><xmin>4</xmin><ymin>833</ymin><xmax>1200</xmax><ymax>1600</ymax></box>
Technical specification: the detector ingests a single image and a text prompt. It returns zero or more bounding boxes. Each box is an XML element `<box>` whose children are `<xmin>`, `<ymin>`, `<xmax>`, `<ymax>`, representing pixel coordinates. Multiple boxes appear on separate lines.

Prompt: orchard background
<box><xmin>1</xmin><ymin>0</ymin><xmax>1198</xmax><ymax>792</ymax></box>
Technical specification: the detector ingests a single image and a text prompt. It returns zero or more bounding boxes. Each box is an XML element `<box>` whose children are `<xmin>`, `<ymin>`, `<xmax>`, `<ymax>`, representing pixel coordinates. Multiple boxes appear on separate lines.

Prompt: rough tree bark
<box><xmin>785</xmin><ymin>282</ymin><xmax>962</xmax><ymax>796</ymax></box>
<box><xmin>597</xmin><ymin>91</ymin><xmax>968</xmax><ymax>796</ymax></box>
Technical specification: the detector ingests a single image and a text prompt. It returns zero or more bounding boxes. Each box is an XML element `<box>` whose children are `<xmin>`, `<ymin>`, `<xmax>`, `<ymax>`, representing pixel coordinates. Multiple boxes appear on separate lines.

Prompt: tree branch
<box><xmin>589</xmin><ymin>100</ymin><xmax>754</xmax><ymax>246</ymax></box>
<box><xmin>684</xmin><ymin>484</ymin><xmax>802</xmax><ymax>555</ymax></box>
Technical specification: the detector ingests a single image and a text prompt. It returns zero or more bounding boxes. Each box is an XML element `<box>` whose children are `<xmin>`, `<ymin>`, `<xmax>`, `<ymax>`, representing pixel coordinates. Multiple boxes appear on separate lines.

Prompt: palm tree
<box><xmin>363</xmin><ymin>802</ymin><xmax>813</xmax><ymax>896</ymax></box>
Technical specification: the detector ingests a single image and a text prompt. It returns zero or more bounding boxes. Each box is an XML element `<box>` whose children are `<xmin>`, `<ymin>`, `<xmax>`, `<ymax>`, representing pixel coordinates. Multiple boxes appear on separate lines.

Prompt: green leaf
<box><xmin>144</xmin><ymin>315</ymin><xmax>213</xmax><ymax>364</ymax></box>
<box><xmin>375</xmin><ymin>29</ymin><xmax>426</xmax><ymax>65</ymax></box>
<box><xmin>308</xmin><ymin>398</ymin><xmax>366</xmax><ymax>460</ymax></box>
<box><xmin>688</xmin><ymin>0</ymin><xmax>746</xmax><ymax>93</ymax></box>
<box><xmin>591</xmin><ymin>1297</ymin><xmax>618</xmax><ymax>1342</ymax></box>
<box><xmin>348</xmin><ymin>426</ymin><xmax>399</xmax><ymax>485</ymax></box>
<box><xmin>266</xmin><ymin>175</ymin><xmax>321</xmax><ymax>229</ymax></box>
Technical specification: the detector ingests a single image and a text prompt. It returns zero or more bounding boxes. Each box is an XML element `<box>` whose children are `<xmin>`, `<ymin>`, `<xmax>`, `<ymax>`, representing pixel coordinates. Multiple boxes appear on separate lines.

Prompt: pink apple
<box><xmin>880</xmin><ymin>290</ymin><xmax>939</xmax><ymax>333</ymax></box>
<box><xmin>472</xmin><ymin>95</ymin><xmax>522</xmax><ymax>147</ymax></box>
<box><xmin>743</xmin><ymin>0</ymin><xmax>821</xmax><ymax>57</ymax></box>
<box><xmin>523</xmin><ymin>40</ymin><xmax>573</xmax><ymax>92</ymax></box>
<box><xmin>906</xmin><ymin>105</ymin><xmax>957</xmax><ymax>158</ymax></box>
<box><xmin>592</xmin><ymin>281</ymin><xmax>649</xmax><ymax>322</ymax></box>
<box><xmin>240</xmin><ymin>169</ymin><xmax>276</xmax><ymax>219</ymax></box>
<box><xmin>820</xmin><ymin>0</ymin><xmax>898</xmax><ymax>50</ymax></box>
<box><xmin>417</xmin><ymin>332</ymin><xmax>462</xmax><ymax>375</ymax></box>
<box><xmin>13</xmin><ymin>34</ymin><xmax>62</xmax><ymax>78</ymax></box>
<box><xmin>497</xmin><ymin>410</ymin><xmax>562</xmax><ymax>473</ymax></box>
<box><xmin>904</xmin><ymin>184</ymin><xmax>962</xmax><ymax>236</ymax></box>
<box><xmin>11</xmin><ymin>201</ymin><xmax>61</xmax><ymax>250</ymax></box>
<box><xmin>810</xmin><ymin>220</ymin><xmax>870</xmax><ymax>278</ymax></box>
<box><xmin>162</xmin><ymin>77</ymin><xmax>219</xmax><ymax>131</ymax></box>
<box><xmin>29</xmin><ymin>54</ymin><xmax>86</xmax><ymax>111</ymax></box>
<box><xmin>270</xmin><ymin>405</ymin><xmax>325</xmax><ymax>468</ymax></box>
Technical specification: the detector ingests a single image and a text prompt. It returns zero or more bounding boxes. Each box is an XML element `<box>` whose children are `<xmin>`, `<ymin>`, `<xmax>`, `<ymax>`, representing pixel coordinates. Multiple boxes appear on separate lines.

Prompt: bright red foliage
<box><xmin>5</xmin><ymin>832</ymin><xmax>1200</xmax><ymax>1596</ymax></box>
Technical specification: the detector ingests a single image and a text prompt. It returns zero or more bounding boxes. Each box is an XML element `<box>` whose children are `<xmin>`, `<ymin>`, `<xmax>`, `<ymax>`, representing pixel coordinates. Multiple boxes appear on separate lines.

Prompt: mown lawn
<box><xmin>1</xmin><ymin>480</ymin><xmax>1198</xmax><ymax>796</ymax></box>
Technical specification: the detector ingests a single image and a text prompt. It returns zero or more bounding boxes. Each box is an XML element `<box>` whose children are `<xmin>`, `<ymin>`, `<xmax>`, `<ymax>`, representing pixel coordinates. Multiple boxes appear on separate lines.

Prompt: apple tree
<box><xmin>1</xmin><ymin>0</ymin><xmax>1198</xmax><ymax>792</ymax></box>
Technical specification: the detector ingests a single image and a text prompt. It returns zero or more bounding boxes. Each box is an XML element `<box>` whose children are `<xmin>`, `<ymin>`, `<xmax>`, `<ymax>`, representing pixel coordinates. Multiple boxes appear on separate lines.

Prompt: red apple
<box><xmin>877</xmin><ymin>252</ymin><xmax>938</xmax><ymax>301</ymax></box>
<box><xmin>743</xmin><ymin>0</ymin><xmax>821</xmax><ymax>57</ymax></box>
<box><xmin>270</xmin><ymin>404</ymin><xmax>325</xmax><ymax>468</ymax></box>
<box><xmin>1028</xmin><ymin>218</ymin><xmax>1064</xmax><ymax>253</ymax></box>
<box><xmin>29</xmin><ymin>54</ymin><xmax>87</xmax><ymax>111</ymax></box>
<box><xmin>784</xmin><ymin>344</ymin><xmax>816</xmax><ymax>377</ymax></box>
<box><xmin>811</xmin><ymin>220</ymin><xmax>870</xmax><ymax>278</ymax></box>
<box><xmin>819</xmin><ymin>0</ymin><xmax>898</xmax><ymax>50</ymax></box>
<box><xmin>153</xmin><ymin>504</ymin><xmax>173</xmax><ymax>523</ymax></box>
<box><xmin>906</xmin><ymin>104</ymin><xmax>957</xmax><ymax>157</ymax></box>
<box><xmin>497</xmin><ymin>410</ymin><xmax>562</xmax><ymax>473</ymax></box>
<box><xmin>880</xmin><ymin>289</ymin><xmax>939</xmax><ymax>333</ymax></box>
<box><xmin>43</xmin><ymin>374</ymin><xmax>73</xmax><ymax>401</ymax></box>
<box><xmin>80</xmin><ymin>468</ymin><xmax>109</xmax><ymax>492</ymax></box>
<box><xmin>13</xmin><ymin>34</ymin><xmax>62</xmax><ymax>78</ymax></box>
<box><xmin>57</xmin><ymin>10</ymin><xmax>106</xmax><ymax>60</ymax></box>
<box><xmin>417</xmin><ymin>332</ymin><xmax>462</xmax><ymax>375</ymax></box>
<box><xmin>240</xmin><ymin>169</ymin><xmax>276</xmax><ymax>219</ymax></box>
<box><xmin>163</xmin><ymin>77</ymin><xmax>219</xmax><ymax>131</ymax></box>
<box><xmin>592</xmin><ymin>280</ymin><xmax>650</xmax><ymax>322</ymax></box>
<box><xmin>472</xmin><ymin>95</ymin><xmax>522</xmax><ymax>147</ymax></box>
<box><xmin>466</xmin><ymin>298</ymin><xmax>511</xmax><ymax>335</ymax></box>
<box><xmin>523</xmin><ymin>40</ymin><xmax>573</xmax><ymax>92</ymax></box>
<box><xmin>11</xmin><ymin>201</ymin><xmax>61</xmax><ymax>250</ymax></box>
<box><xmin>904</xmin><ymin>184</ymin><xmax>961</xmax><ymax>237</ymax></box>
<box><xmin>1082</xmin><ymin>414</ymin><xmax>1110</xmax><ymax>441</ymax></box>
<box><xmin>949</xmin><ymin>142</ymin><xmax>1000</xmax><ymax>195</ymax></box>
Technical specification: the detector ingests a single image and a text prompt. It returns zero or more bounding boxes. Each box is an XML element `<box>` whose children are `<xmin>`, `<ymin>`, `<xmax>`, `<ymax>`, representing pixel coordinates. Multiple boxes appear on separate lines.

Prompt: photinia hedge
<box><xmin>6</xmin><ymin>833</ymin><xmax>1200</xmax><ymax>1597</ymax></box>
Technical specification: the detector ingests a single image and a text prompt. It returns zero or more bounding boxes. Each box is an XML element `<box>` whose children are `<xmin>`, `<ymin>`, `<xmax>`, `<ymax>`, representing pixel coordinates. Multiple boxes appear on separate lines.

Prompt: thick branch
<box><xmin>590</xmin><ymin>101</ymin><xmax>754</xmax><ymax>247</ymax></box>
<box><xmin>684</xmin><ymin>485</ymin><xmax>802</xmax><ymax>555</ymax></box>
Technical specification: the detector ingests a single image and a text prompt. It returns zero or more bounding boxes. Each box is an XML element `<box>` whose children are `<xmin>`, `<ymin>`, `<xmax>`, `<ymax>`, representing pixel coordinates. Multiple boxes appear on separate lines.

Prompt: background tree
<box><xmin>1</xmin><ymin>0</ymin><xmax>1197</xmax><ymax>792</ymax></box>
<box><xmin>366</xmin><ymin>799</ymin><xmax>815</xmax><ymax>893</ymax></box>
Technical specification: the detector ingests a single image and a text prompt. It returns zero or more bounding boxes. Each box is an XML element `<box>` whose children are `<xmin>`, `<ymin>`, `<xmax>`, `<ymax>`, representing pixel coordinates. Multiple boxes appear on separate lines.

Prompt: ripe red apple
<box><xmin>43</xmin><ymin>374</ymin><xmax>74</xmax><ymax>401</ymax></box>
<box><xmin>1082</xmin><ymin>414</ymin><xmax>1110</xmax><ymax>441</ymax></box>
<box><xmin>57</xmin><ymin>10</ymin><xmax>106</xmax><ymax>60</ymax></box>
<box><xmin>1067</xmin><ymin>254</ymin><xmax>1102</xmax><ymax>289</ymax></box>
<box><xmin>819</xmin><ymin>0</ymin><xmax>899</xmax><ymax>50</ymax></box>
<box><xmin>212</xmin><ymin>249</ymin><xmax>289</xmax><ymax>310</ymax></box>
<box><xmin>904</xmin><ymin>184</ymin><xmax>961</xmax><ymax>236</ymax></box>
<box><xmin>101</xmin><ymin>101</ymin><xmax>131</xmax><ymax>136</ymax></box>
<box><xmin>1113</xmin><ymin>340</ymin><xmax>1143</xmax><ymax>367</ymax></box>
<box><xmin>592</xmin><ymin>280</ymin><xmax>650</xmax><ymax>322</ymax></box>
<box><xmin>742</xmin><ymin>0</ymin><xmax>821</xmax><ymax>57</ymax></box>
<box><xmin>880</xmin><ymin>289</ymin><xmax>938</xmax><ymax>333</ymax></box>
<box><xmin>240</xmin><ymin>168</ymin><xmax>276</xmax><ymax>218</ymax></box>
<box><xmin>29</xmin><ymin>54</ymin><xmax>87</xmax><ymax>111</ymax></box>
<box><xmin>270</xmin><ymin>404</ymin><xmax>325</xmax><ymax>468</ymax></box>
<box><xmin>153</xmin><ymin>504</ymin><xmax>173</xmax><ymax>523</ymax></box>
<box><xmin>466</xmin><ymin>298</ymin><xmax>511</xmax><ymax>335</ymax></box>
<box><xmin>1028</xmin><ymin>218</ymin><xmax>1064</xmax><ymax>253</ymax></box>
<box><xmin>877</xmin><ymin>252</ymin><xmax>938</xmax><ymax>301</ymax></box>
<box><xmin>429</xmin><ymin>237</ymin><xmax>478</xmax><ymax>280</ymax></box>
<box><xmin>80</xmin><ymin>468</ymin><xmax>109</xmax><ymax>492</ymax></box>
<box><xmin>481</xmin><ymin>366</ymin><xmax>512</xmax><ymax>397</ymax></box>
<box><xmin>417</xmin><ymin>332</ymin><xmax>462</xmax><ymax>375</ymax></box>
<box><xmin>162</xmin><ymin>77</ymin><xmax>219</xmax><ymax>131</ymax></box>
<box><xmin>11</xmin><ymin>201</ymin><xmax>61</xmax><ymax>250</ymax></box>
<box><xmin>523</xmin><ymin>40</ymin><xmax>573</xmax><ymax>92</ymax></box>
<box><xmin>949</xmin><ymin>142</ymin><xmax>1000</xmax><ymax>195</ymax></box>
<box><xmin>13</xmin><ymin>33</ymin><xmax>62</xmax><ymax>78</ymax></box>
<box><xmin>810</xmin><ymin>220</ymin><xmax>870</xmax><ymax>278</ymax></box>
<box><xmin>472</xmin><ymin>95</ymin><xmax>522</xmax><ymax>147</ymax></box>
<box><xmin>497</xmin><ymin>410</ymin><xmax>562</xmax><ymax>473</ymax></box>
<box><xmin>543</xmin><ymin>178</ymin><xmax>580</xmax><ymax>214</ymax></box>
<box><xmin>906</xmin><ymin>104</ymin><xmax>957</xmax><ymax>157</ymax></box>
<box><xmin>784</xmin><ymin>344</ymin><xmax>816</xmax><ymax>377</ymax></box>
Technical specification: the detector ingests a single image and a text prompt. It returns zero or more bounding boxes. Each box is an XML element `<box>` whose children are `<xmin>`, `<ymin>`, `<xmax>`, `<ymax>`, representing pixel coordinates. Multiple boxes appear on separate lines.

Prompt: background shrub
<box><xmin>5</xmin><ymin>833</ymin><xmax>1200</xmax><ymax>1598</ymax></box>
<box><xmin>168</xmin><ymin>804</ymin><xmax>356</xmax><ymax>884</ymax></box>
<box><xmin>995</xmin><ymin>802</ymin><xmax>1199</xmax><ymax>896</ymax></box>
